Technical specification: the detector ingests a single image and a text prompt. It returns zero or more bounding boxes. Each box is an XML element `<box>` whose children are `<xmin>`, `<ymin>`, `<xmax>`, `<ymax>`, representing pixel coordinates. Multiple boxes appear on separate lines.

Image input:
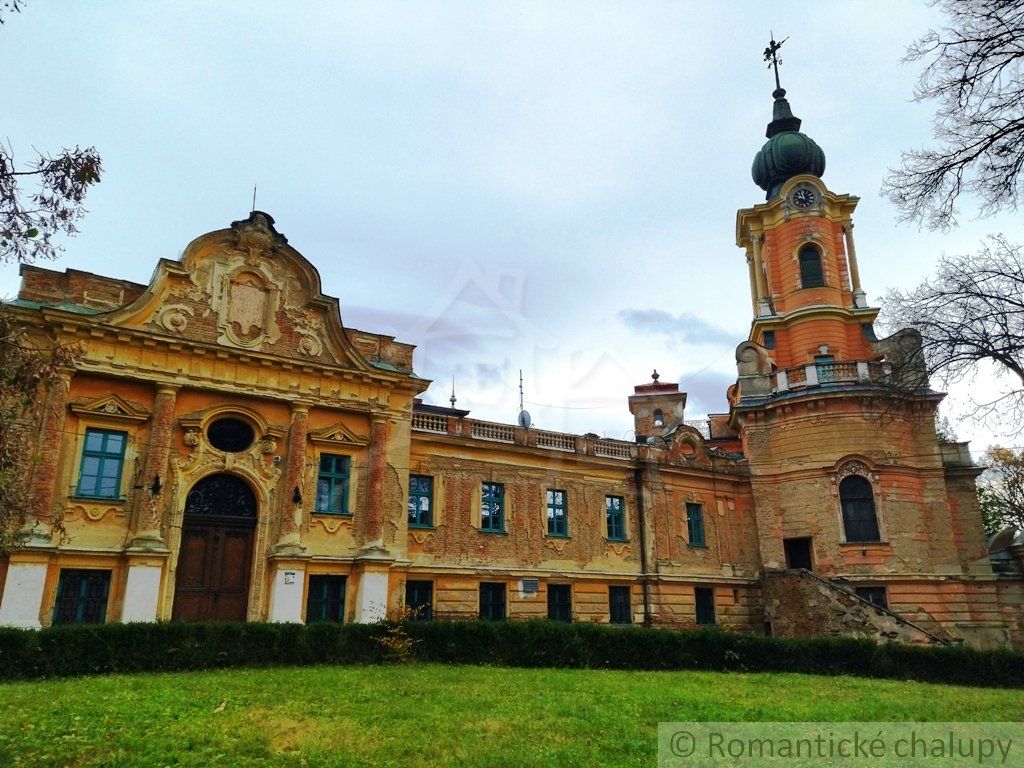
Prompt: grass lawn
<box><xmin>1</xmin><ymin>664</ymin><xmax>1021</xmax><ymax>767</ymax></box>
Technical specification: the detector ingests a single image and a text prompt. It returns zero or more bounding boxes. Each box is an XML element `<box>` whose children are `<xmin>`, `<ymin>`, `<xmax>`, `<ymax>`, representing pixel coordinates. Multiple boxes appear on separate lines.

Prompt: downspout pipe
<box><xmin>633</xmin><ymin>463</ymin><xmax>653</xmax><ymax>626</ymax></box>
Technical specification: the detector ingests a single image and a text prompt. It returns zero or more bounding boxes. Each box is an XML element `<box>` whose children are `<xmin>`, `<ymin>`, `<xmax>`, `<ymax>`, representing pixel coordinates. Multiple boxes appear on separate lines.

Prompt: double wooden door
<box><xmin>172</xmin><ymin>474</ymin><xmax>257</xmax><ymax>622</ymax></box>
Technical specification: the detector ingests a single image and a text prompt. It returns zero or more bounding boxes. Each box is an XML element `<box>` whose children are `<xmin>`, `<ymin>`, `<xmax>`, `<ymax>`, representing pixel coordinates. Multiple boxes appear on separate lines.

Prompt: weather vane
<box><xmin>763</xmin><ymin>32</ymin><xmax>789</xmax><ymax>92</ymax></box>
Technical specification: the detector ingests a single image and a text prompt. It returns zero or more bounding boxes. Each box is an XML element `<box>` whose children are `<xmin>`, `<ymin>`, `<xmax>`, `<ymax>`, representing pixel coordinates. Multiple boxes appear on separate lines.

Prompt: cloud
<box><xmin>679</xmin><ymin>370</ymin><xmax>735</xmax><ymax>416</ymax></box>
<box><xmin>616</xmin><ymin>308</ymin><xmax>738</xmax><ymax>347</ymax></box>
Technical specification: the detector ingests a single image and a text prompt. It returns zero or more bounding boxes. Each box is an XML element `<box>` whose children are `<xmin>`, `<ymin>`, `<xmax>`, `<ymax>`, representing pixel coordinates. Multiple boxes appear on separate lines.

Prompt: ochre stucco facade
<box><xmin>2</xmin><ymin>90</ymin><xmax>1022</xmax><ymax>647</ymax></box>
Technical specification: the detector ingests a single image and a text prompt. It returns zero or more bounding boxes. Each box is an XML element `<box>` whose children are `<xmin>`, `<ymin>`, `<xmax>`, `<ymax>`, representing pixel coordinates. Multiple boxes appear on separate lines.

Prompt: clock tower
<box><xmin>727</xmin><ymin>46</ymin><xmax>1003</xmax><ymax>644</ymax></box>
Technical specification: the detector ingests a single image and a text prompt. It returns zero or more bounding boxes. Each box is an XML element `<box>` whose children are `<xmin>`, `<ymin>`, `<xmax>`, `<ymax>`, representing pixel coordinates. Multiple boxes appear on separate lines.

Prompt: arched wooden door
<box><xmin>172</xmin><ymin>474</ymin><xmax>257</xmax><ymax>622</ymax></box>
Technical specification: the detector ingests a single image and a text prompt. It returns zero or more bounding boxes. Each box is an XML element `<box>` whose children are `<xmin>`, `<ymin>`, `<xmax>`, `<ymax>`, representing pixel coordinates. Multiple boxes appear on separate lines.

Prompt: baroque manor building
<box><xmin>1</xmin><ymin>86</ymin><xmax>1022</xmax><ymax>647</ymax></box>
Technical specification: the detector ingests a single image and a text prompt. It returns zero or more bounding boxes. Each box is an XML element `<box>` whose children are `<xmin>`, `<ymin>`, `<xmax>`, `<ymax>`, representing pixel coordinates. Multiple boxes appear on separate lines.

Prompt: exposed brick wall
<box><xmin>763</xmin><ymin>570</ymin><xmax>943</xmax><ymax>644</ymax></box>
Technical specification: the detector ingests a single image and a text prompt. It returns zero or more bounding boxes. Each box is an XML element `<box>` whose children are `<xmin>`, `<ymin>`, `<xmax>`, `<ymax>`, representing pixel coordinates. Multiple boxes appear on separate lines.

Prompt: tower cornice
<box><xmin>737</xmin><ymin>175</ymin><xmax>858</xmax><ymax>248</ymax></box>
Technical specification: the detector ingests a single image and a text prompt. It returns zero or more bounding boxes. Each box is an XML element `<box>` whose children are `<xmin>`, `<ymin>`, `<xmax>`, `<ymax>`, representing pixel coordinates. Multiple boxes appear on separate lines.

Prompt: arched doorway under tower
<box><xmin>172</xmin><ymin>473</ymin><xmax>258</xmax><ymax>622</ymax></box>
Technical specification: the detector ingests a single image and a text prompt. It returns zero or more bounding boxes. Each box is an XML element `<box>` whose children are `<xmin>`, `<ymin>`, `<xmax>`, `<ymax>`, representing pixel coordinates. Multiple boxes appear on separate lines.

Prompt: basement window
<box><xmin>855</xmin><ymin>586</ymin><xmax>888</xmax><ymax>610</ymax></box>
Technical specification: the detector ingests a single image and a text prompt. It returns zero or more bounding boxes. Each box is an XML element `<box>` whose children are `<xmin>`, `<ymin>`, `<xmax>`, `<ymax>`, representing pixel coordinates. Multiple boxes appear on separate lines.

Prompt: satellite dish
<box><xmin>518</xmin><ymin>409</ymin><xmax>532</xmax><ymax>429</ymax></box>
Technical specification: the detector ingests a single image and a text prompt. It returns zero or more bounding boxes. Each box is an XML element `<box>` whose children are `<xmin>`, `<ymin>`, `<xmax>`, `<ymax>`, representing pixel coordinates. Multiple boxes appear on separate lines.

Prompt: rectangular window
<box><xmin>481</xmin><ymin>482</ymin><xmax>505</xmax><ymax>532</ymax></box>
<box><xmin>686</xmin><ymin>502</ymin><xmax>706</xmax><ymax>547</ymax></box>
<box><xmin>695</xmin><ymin>587</ymin><xmax>716</xmax><ymax>626</ymax></box>
<box><xmin>52</xmin><ymin>569</ymin><xmax>111</xmax><ymax>625</ymax></box>
<box><xmin>408</xmin><ymin>475</ymin><xmax>433</xmax><ymax>528</ymax></box>
<box><xmin>546</xmin><ymin>488</ymin><xmax>567</xmax><ymax>537</ymax></box>
<box><xmin>306</xmin><ymin>575</ymin><xmax>347</xmax><ymax>623</ymax></box>
<box><xmin>405</xmin><ymin>580</ymin><xmax>434</xmax><ymax>621</ymax></box>
<box><xmin>75</xmin><ymin>429</ymin><xmax>127</xmax><ymax>499</ymax></box>
<box><xmin>605</xmin><ymin>495</ymin><xmax>625</xmax><ymax>541</ymax></box>
<box><xmin>315</xmin><ymin>454</ymin><xmax>350</xmax><ymax>515</ymax></box>
<box><xmin>855</xmin><ymin>586</ymin><xmax>888</xmax><ymax>610</ymax></box>
<box><xmin>609</xmin><ymin>585</ymin><xmax>632</xmax><ymax>624</ymax></box>
<box><xmin>547</xmin><ymin>584</ymin><xmax>572</xmax><ymax>622</ymax></box>
<box><xmin>479</xmin><ymin>582</ymin><xmax>506</xmax><ymax>620</ymax></box>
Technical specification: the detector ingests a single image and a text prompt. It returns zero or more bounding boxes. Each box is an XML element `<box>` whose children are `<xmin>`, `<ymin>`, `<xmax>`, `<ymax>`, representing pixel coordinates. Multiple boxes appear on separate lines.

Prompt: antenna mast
<box><xmin>517</xmin><ymin>369</ymin><xmax>531</xmax><ymax>429</ymax></box>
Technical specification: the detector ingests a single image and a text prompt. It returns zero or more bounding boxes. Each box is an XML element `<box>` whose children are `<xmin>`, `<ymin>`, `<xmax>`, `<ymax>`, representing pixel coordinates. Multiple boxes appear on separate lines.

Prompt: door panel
<box><xmin>172</xmin><ymin>474</ymin><xmax>258</xmax><ymax>623</ymax></box>
<box><xmin>173</xmin><ymin>522</ymin><xmax>254</xmax><ymax>622</ymax></box>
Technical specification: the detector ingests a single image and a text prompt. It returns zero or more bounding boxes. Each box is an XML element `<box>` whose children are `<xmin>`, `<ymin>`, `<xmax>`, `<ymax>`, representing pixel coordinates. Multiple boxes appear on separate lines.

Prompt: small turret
<box><xmin>628</xmin><ymin>370</ymin><xmax>687</xmax><ymax>439</ymax></box>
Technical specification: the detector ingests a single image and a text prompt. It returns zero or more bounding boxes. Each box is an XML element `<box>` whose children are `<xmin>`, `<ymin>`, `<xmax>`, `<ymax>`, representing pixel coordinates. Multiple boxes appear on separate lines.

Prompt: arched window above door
<box><xmin>839</xmin><ymin>475</ymin><xmax>880</xmax><ymax>542</ymax></box>
<box><xmin>185</xmin><ymin>474</ymin><xmax>257</xmax><ymax>519</ymax></box>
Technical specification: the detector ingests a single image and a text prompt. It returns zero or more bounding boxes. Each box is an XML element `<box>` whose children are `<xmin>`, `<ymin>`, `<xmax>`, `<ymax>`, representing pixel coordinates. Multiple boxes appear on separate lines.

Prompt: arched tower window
<box><xmin>653</xmin><ymin>409</ymin><xmax>665</xmax><ymax>427</ymax></box>
<box><xmin>839</xmin><ymin>475</ymin><xmax>880</xmax><ymax>542</ymax></box>
<box><xmin>798</xmin><ymin>245</ymin><xmax>825</xmax><ymax>289</ymax></box>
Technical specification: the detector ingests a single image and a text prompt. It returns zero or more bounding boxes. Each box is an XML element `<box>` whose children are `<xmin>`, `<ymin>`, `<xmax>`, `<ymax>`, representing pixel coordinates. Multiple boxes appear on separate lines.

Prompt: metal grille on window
<box><xmin>695</xmin><ymin>587</ymin><xmax>716</xmax><ymax>626</ymax></box>
<box><xmin>53</xmin><ymin>569</ymin><xmax>111</xmax><ymax>625</ymax></box>
<box><xmin>547</xmin><ymin>584</ymin><xmax>572</xmax><ymax>622</ymax></box>
<box><xmin>609</xmin><ymin>585</ymin><xmax>631</xmax><ymax>624</ymax></box>
<box><xmin>306</xmin><ymin>575</ymin><xmax>346</xmax><ymax>623</ymax></box>
<box><xmin>405</xmin><ymin>580</ymin><xmax>433</xmax><ymax>621</ymax></box>
<box><xmin>479</xmin><ymin>582</ymin><xmax>506</xmax><ymax>620</ymax></box>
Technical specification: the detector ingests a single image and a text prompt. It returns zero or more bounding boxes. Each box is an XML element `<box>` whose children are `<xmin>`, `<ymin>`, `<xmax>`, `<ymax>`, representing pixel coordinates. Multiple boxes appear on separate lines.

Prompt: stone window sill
<box><xmin>70</xmin><ymin>495</ymin><xmax>126</xmax><ymax>505</ymax></box>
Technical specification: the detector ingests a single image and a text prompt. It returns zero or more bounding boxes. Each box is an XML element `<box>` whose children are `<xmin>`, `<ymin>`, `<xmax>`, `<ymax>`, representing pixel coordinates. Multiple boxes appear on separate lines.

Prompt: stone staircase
<box><xmin>762</xmin><ymin>568</ymin><xmax>950</xmax><ymax>645</ymax></box>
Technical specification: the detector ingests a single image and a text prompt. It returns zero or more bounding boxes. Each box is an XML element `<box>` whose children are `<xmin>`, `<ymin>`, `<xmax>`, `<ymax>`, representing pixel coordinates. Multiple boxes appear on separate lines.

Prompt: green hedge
<box><xmin>0</xmin><ymin>620</ymin><xmax>1021</xmax><ymax>687</ymax></box>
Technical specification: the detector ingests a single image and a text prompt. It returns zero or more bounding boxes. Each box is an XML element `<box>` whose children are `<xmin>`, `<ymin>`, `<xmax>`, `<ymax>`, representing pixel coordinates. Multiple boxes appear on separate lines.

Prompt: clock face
<box><xmin>792</xmin><ymin>187</ymin><xmax>816</xmax><ymax>209</ymax></box>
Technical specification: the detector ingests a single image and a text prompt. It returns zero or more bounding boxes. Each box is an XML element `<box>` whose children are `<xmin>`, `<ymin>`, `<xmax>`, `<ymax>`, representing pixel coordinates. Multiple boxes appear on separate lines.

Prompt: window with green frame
<box><xmin>605</xmin><ymin>495</ymin><xmax>625</xmax><ymax>541</ymax></box>
<box><xmin>315</xmin><ymin>454</ymin><xmax>350</xmax><ymax>514</ymax></box>
<box><xmin>546</xmin><ymin>488</ymin><xmax>567</xmax><ymax>536</ymax></box>
<box><xmin>481</xmin><ymin>482</ymin><xmax>504</xmax><ymax>532</ymax></box>
<box><xmin>75</xmin><ymin>428</ymin><xmax>127</xmax><ymax>499</ymax></box>
<box><xmin>479</xmin><ymin>582</ymin><xmax>506</xmax><ymax>620</ymax></box>
<box><xmin>408</xmin><ymin>475</ymin><xmax>433</xmax><ymax>528</ymax></box>
<box><xmin>609</xmin><ymin>585</ymin><xmax>631</xmax><ymax>625</ymax></box>
<box><xmin>52</xmin><ymin>569</ymin><xmax>111</xmax><ymax>625</ymax></box>
<box><xmin>695</xmin><ymin>587</ymin><xmax>716</xmax><ymax>626</ymax></box>
<box><xmin>306</xmin><ymin>575</ymin><xmax>346</xmax><ymax>623</ymax></box>
<box><xmin>686</xmin><ymin>502</ymin><xmax>706</xmax><ymax>547</ymax></box>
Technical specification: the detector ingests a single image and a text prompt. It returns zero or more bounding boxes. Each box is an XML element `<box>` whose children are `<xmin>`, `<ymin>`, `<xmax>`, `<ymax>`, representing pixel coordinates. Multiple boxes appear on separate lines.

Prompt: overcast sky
<box><xmin>3</xmin><ymin>1</ymin><xmax>1022</xmax><ymax>450</ymax></box>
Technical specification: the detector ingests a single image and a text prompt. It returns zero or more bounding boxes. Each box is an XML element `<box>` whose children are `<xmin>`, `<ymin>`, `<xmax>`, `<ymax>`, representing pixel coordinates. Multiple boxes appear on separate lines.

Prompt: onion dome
<box><xmin>751</xmin><ymin>88</ymin><xmax>826</xmax><ymax>200</ymax></box>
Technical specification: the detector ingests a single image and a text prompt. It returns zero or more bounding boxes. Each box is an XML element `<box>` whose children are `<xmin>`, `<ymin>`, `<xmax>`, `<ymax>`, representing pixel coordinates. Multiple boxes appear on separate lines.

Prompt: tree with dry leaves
<box><xmin>978</xmin><ymin>446</ymin><xmax>1024</xmax><ymax>537</ymax></box>
<box><xmin>882</xmin><ymin>0</ymin><xmax>1024</xmax><ymax>230</ymax></box>
<box><xmin>0</xmin><ymin>1</ymin><xmax>103</xmax><ymax>263</ymax></box>
<box><xmin>0</xmin><ymin>0</ymin><xmax>90</xmax><ymax>550</ymax></box>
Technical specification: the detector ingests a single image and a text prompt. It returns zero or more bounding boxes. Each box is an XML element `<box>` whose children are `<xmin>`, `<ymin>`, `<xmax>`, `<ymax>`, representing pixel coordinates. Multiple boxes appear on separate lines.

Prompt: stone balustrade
<box><xmin>411</xmin><ymin>413</ymin><xmax>638</xmax><ymax>461</ymax></box>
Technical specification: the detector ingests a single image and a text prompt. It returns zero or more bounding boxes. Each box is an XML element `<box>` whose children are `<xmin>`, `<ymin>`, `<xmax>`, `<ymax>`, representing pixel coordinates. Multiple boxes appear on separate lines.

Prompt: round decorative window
<box><xmin>206</xmin><ymin>417</ymin><xmax>255</xmax><ymax>453</ymax></box>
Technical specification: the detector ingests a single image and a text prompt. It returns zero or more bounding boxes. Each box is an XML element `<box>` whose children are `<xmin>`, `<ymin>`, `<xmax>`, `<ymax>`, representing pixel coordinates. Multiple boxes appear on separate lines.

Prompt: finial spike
<box><xmin>450</xmin><ymin>375</ymin><xmax>457</xmax><ymax>408</ymax></box>
<box><xmin>251</xmin><ymin>184</ymin><xmax>257</xmax><ymax>213</ymax></box>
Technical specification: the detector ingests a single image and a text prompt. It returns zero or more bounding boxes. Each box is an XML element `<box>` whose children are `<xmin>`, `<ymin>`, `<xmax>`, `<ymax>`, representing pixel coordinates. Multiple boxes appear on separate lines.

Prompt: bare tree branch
<box><xmin>882</xmin><ymin>0</ymin><xmax>1024</xmax><ymax>229</ymax></box>
<box><xmin>883</xmin><ymin>235</ymin><xmax>1024</xmax><ymax>432</ymax></box>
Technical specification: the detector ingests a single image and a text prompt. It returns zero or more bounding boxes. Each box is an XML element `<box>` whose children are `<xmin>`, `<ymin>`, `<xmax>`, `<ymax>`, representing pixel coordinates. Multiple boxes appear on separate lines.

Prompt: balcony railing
<box><xmin>773</xmin><ymin>360</ymin><xmax>889</xmax><ymax>394</ymax></box>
